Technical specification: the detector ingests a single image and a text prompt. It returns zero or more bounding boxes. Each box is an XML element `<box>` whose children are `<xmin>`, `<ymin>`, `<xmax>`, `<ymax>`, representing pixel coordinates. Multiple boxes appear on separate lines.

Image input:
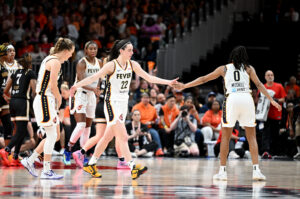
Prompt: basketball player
<box><xmin>0</xmin><ymin>53</ymin><xmax>36</xmax><ymax>166</ymax></box>
<box><xmin>70</xmin><ymin>39</ymin><xmax>178</xmax><ymax>179</ymax></box>
<box><xmin>21</xmin><ymin>38</ymin><xmax>75</xmax><ymax>179</ymax></box>
<box><xmin>63</xmin><ymin>41</ymin><xmax>101</xmax><ymax>165</ymax></box>
<box><xmin>174</xmin><ymin>46</ymin><xmax>281</xmax><ymax>181</ymax></box>
<box><xmin>72</xmin><ymin>55</ymin><xmax>128</xmax><ymax>169</ymax></box>
<box><xmin>0</xmin><ymin>44</ymin><xmax>13</xmax><ymax>147</ymax></box>
<box><xmin>3</xmin><ymin>44</ymin><xmax>19</xmax><ymax>78</ymax></box>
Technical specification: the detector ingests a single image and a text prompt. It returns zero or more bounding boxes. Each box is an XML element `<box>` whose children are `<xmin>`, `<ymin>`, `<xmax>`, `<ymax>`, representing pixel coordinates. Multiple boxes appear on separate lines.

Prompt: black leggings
<box><xmin>6</xmin><ymin>121</ymin><xmax>28</xmax><ymax>159</ymax></box>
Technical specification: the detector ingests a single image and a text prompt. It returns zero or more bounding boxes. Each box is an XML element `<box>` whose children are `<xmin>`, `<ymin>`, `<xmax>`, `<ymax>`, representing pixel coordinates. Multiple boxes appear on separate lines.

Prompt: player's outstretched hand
<box><xmin>172</xmin><ymin>82</ymin><xmax>185</xmax><ymax>91</ymax></box>
<box><xmin>169</xmin><ymin>77</ymin><xmax>179</xmax><ymax>87</ymax></box>
<box><xmin>271</xmin><ymin>100</ymin><xmax>282</xmax><ymax>111</ymax></box>
<box><xmin>70</xmin><ymin>86</ymin><xmax>77</xmax><ymax>97</ymax></box>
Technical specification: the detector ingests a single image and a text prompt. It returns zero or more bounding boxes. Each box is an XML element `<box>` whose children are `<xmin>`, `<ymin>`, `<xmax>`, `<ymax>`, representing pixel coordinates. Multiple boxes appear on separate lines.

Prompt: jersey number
<box><xmin>16</xmin><ymin>74</ymin><xmax>22</xmax><ymax>85</ymax></box>
<box><xmin>233</xmin><ymin>71</ymin><xmax>240</xmax><ymax>81</ymax></box>
<box><xmin>121</xmin><ymin>81</ymin><xmax>128</xmax><ymax>89</ymax></box>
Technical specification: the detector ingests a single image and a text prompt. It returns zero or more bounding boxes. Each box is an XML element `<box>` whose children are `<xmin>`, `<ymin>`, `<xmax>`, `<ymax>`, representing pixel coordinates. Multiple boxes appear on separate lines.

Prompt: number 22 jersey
<box><xmin>105</xmin><ymin>59</ymin><xmax>133</xmax><ymax>101</ymax></box>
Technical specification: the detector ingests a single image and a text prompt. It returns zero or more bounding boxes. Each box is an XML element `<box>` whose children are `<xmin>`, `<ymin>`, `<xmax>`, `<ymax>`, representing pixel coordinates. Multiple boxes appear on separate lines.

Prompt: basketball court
<box><xmin>0</xmin><ymin>157</ymin><xmax>299</xmax><ymax>198</ymax></box>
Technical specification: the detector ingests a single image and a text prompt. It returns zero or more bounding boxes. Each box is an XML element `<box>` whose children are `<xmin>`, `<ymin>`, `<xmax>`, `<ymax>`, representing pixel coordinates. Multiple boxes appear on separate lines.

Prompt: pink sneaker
<box><xmin>72</xmin><ymin>150</ymin><xmax>84</xmax><ymax>168</ymax></box>
<box><xmin>117</xmin><ymin>160</ymin><xmax>130</xmax><ymax>169</ymax></box>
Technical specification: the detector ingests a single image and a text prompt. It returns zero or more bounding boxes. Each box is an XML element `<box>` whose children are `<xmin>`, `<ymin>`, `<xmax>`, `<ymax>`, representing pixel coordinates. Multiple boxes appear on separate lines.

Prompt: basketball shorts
<box><xmin>33</xmin><ymin>94</ymin><xmax>58</xmax><ymax>127</ymax></box>
<box><xmin>10</xmin><ymin>98</ymin><xmax>30</xmax><ymax>121</ymax></box>
<box><xmin>94</xmin><ymin>99</ymin><xmax>106</xmax><ymax>124</ymax></box>
<box><xmin>104</xmin><ymin>100</ymin><xmax>128</xmax><ymax>126</ymax></box>
<box><xmin>222</xmin><ymin>93</ymin><xmax>256</xmax><ymax>127</ymax></box>
<box><xmin>0</xmin><ymin>95</ymin><xmax>9</xmax><ymax>111</ymax></box>
<box><xmin>70</xmin><ymin>89</ymin><xmax>96</xmax><ymax>118</ymax></box>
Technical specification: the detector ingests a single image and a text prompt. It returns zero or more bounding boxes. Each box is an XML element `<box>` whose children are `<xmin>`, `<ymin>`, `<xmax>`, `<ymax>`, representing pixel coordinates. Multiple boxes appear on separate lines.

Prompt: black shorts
<box><xmin>0</xmin><ymin>95</ymin><xmax>8</xmax><ymax>111</ymax></box>
<box><xmin>10</xmin><ymin>98</ymin><xmax>29</xmax><ymax>121</ymax></box>
<box><xmin>94</xmin><ymin>100</ymin><xmax>106</xmax><ymax>124</ymax></box>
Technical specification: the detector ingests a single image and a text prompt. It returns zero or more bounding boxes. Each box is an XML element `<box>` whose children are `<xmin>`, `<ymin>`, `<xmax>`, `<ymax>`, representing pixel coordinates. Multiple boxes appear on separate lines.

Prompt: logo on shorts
<box><xmin>119</xmin><ymin>114</ymin><xmax>123</xmax><ymax>121</ymax></box>
<box><xmin>77</xmin><ymin>105</ymin><xmax>83</xmax><ymax>110</ymax></box>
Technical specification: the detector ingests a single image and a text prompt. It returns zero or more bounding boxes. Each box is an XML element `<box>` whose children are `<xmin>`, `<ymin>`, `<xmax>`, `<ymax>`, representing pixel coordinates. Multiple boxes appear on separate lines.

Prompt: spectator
<box><xmin>8</xmin><ymin>20</ymin><xmax>25</xmax><ymax>43</ymax></box>
<box><xmin>199</xmin><ymin>91</ymin><xmax>216</xmax><ymax>114</ymax></box>
<box><xmin>174</xmin><ymin>90</ymin><xmax>184</xmax><ymax>109</ymax></box>
<box><xmin>34</xmin><ymin>5</ymin><xmax>47</xmax><ymax>30</ymax></box>
<box><xmin>171</xmin><ymin>105</ymin><xmax>199</xmax><ymax>157</ymax></box>
<box><xmin>284</xmin><ymin>7</ymin><xmax>299</xmax><ymax>22</ymax></box>
<box><xmin>126</xmin><ymin>110</ymin><xmax>158</xmax><ymax>157</ymax></box>
<box><xmin>184</xmin><ymin>96</ymin><xmax>201</xmax><ymax>125</ymax></box>
<box><xmin>52</xmin><ymin>7</ymin><xmax>64</xmax><ymax>32</ymax></box>
<box><xmin>149</xmin><ymin>88</ymin><xmax>158</xmax><ymax>106</ymax></box>
<box><xmin>214</xmin><ymin>128</ymin><xmax>247</xmax><ymax>158</ymax></box>
<box><xmin>64</xmin><ymin>16</ymin><xmax>79</xmax><ymax>42</ymax></box>
<box><xmin>155</xmin><ymin>92</ymin><xmax>166</xmax><ymax>114</ymax></box>
<box><xmin>285</xmin><ymin>76</ymin><xmax>300</xmax><ymax>98</ymax></box>
<box><xmin>39</xmin><ymin>34</ymin><xmax>53</xmax><ymax>54</ymax></box>
<box><xmin>201</xmin><ymin>100</ymin><xmax>222</xmax><ymax>142</ymax></box>
<box><xmin>159</xmin><ymin>94</ymin><xmax>179</xmax><ymax>155</ymax></box>
<box><xmin>30</xmin><ymin>44</ymin><xmax>46</xmax><ymax>66</ymax></box>
<box><xmin>261</xmin><ymin>70</ymin><xmax>286</xmax><ymax>159</ymax></box>
<box><xmin>132</xmin><ymin>92</ymin><xmax>164</xmax><ymax>156</ymax></box>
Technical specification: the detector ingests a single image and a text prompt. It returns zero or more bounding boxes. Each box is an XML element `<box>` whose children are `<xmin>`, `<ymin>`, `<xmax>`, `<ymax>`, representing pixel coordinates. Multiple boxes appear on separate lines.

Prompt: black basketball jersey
<box><xmin>10</xmin><ymin>68</ymin><xmax>36</xmax><ymax>99</ymax></box>
<box><xmin>0</xmin><ymin>64</ymin><xmax>8</xmax><ymax>94</ymax></box>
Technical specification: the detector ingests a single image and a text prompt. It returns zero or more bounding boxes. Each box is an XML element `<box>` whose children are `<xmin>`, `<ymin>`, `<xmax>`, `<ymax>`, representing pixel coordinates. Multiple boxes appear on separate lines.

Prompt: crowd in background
<box><xmin>0</xmin><ymin>0</ymin><xmax>300</xmax><ymax>161</ymax></box>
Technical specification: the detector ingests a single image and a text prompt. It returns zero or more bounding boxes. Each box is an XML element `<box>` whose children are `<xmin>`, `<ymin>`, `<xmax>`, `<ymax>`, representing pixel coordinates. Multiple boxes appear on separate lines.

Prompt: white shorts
<box><xmin>104</xmin><ymin>100</ymin><xmax>128</xmax><ymax>126</ymax></box>
<box><xmin>70</xmin><ymin>89</ymin><xmax>96</xmax><ymax>118</ymax></box>
<box><xmin>33</xmin><ymin>94</ymin><xmax>58</xmax><ymax>127</ymax></box>
<box><xmin>222</xmin><ymin>93</ymin><xmax>256</xmax><ymax>128</ymax></box>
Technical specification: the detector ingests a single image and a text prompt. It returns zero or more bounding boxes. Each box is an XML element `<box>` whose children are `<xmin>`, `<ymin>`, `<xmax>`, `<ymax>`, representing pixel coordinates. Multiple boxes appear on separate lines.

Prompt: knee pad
<box><xmin>44</xmin><ymin>125</ymin><xmax>58</xmax><ymax>155</ymax></box>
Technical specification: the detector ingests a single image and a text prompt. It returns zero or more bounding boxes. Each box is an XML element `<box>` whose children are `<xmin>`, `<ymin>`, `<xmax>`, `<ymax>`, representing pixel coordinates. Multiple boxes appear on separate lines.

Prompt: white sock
<box><xmin>297</xmin><ymin>146</ymin><xmax>300</xmax><ymax>153</ymax></box>
<box><xmin>44</xmin><ymin>161</ymin><xmax>51</xmax><ymax>172</ymax></box>
<box><xmin>88</xmin><ymin>155</ymin><xmax>98</xmax><ymax>165</ymax></box>
<box><xmin>253</xmin><ymin>164</ymin><xmax>259</xmax><ymax>171</ymax></box>
<box><xmin>28</xmin><ymin>150</ymin><xmax>40</xmax><ymax>165</ymax></box>
<box><xmin>219</xmin><ymin>166</ymin><xmax>226</xmax><ymax>173</ymax></box>
<box><xmin>128</xmin><ymin>160</ymin><xmax>135</xmax><ymax>171</ymax></box>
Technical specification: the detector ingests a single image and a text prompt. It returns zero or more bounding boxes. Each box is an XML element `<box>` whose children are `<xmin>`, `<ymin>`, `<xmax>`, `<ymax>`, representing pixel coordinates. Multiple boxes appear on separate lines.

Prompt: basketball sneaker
<box><xmin>72</xmin><ymin>150</ymin><xmax>84</xmax><ymax>168</ymax></box>
<box><xmin>40</xmin><ymin>170</ymin><xmax>63</xmax><ymax>180</ymax></box>
<box><xmin>131</xmin><ymin>164</ymin><xmax>148</xmax><ymax>180</ymax></box>
<box><xmin>262</xmin><ymin>152</ymin><xmax>272</xmax><ymax>159</ymax></box>
<box><xmin>63</xmin><ymin>150</ymin><xmax>71</xmax><ymax>165</ymax></box>
<box><xmin>21</xmin><ymin>157</ymin><xmax>38</xmax><ymax>177</ymax></box>
<box><xmin>293</xmin><ymin>152</ymin><xmax>300</xmax><ymax>160</ymax></box>
<box><xmin>83</xmin><ymin>164</ymin><xmax>102</xmax><ymax>178</ymax></box>
<box><xmin>213</xmin><ymin>167</ymin><xmax>227</xmax><ymax>181</ymax></box>
<box><xmin>253</xmin><ymin>169</ymin><xmax>266</xmax><ymax>181</ymax></box>
<box><xmin>117</xmin><ymin>160</ymin><xmax>130</xmax><ymax>169</ymax></box>
<box><xmin>0</xmin><ymin>149</ymin><xmax>10</xmax><ymax>166</ymax></box>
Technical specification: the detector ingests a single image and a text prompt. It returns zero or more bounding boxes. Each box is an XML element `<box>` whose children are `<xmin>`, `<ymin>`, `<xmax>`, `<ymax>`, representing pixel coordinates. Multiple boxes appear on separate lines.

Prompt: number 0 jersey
<box><xmin>224</xmin><ymin>63</ymin><xmax>251</xmax><ymax>95</ymax></box>
<box><xmin>105</xmin><ymin>59</ymin><xmax>133</xmax><ymax>101</ymax></box>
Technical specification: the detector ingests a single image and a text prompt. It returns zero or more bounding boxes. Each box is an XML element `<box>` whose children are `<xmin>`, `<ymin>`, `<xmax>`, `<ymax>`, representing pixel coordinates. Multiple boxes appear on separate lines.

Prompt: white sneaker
<box><xmin>253</xmin><ymin>169</ymin><xmax>266</xmax><ymax>181</ymax></box>
<box><xmin>131</xmin><ymin>152</ymin><xmax>137</xmax><ymax>158</ymax></box>
<box><xmin>59</xmin><ymin>149</ymin><xmax>65</xmax><ymax>156</ymax></box>
<box><xmin>293</xmin><ymin>152</ymin><xmax>300</xmax><ymax>159</ymax></box>
<box><xmin>213</xmin><ymin>172</ymin><xmax>227</xmax><ymax>181</ymax></box>
<box><xmin>244</xmin><ymin>150</ymin><xmax>251</xmax><ymax>159</ymax></box>
<box><xmin>40</xmin><ymin>170</ymin><xmax>63</xmax><ymax>180</ymax></box>
<box><xmin>21</xmin><ymin>157</ymin><xmax>38</xmax><ymax>177</ymax></box>
<box><xmin>228</xmin><ymin>151</ymin><xmax>239</xmax><ymax>159</ymax></box>
<box><xmin>143</xmin><ymin>152</ymin><xmax>154</xmax><ymax>158</ymax></box>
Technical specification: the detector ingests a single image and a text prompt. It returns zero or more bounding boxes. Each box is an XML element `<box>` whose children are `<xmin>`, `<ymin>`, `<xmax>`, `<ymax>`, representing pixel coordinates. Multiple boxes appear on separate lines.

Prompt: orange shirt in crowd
<box><xmin>132</xmin><ymin>102</ymin><xmax>157</xmax><ymax>128</ymax></box>
<box><xmin>201</xmin><ymin>110</ymin><xmax>222</xmax><ymax>128</ymax></box>
<box><xmin>160</xmin><ymin>104</ymin><xmax>179</xmax><ymax>128</ymax></box>
<box><xmin>285</xmin><ymin>84</ymin><xmax>300</xmax><ymax>97</ymax></box>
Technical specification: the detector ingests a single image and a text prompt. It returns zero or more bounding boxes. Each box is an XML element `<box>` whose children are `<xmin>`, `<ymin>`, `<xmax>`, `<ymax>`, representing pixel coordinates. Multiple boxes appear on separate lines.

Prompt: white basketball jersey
<box><xmin>105</xmin><ymin>59</ymin><xmax>133</xmax><ymax>101</ymax></box>
<box><xmin>224</xmin><ymin>63</ymin><xmax>251</xmax><ymax>94</ymax></box>
<box><xmin>75</xmin><ymin>57</ymin><xmax>100</xmax><ymax>89</ymax></box>
<box><xmin>4</xmin><ymin>60</ymin><xmax>19</xmax><ymax>77</ymax></box>
<box><xmin>36</xmin><ymin>55</ymin><xmax>59</xmax><ymax>97</ymax></box>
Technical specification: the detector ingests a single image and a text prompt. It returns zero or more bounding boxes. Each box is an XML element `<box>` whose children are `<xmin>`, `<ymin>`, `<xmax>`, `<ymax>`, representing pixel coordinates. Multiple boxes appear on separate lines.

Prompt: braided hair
<box><xmin>229</xmin><ymin>46</ymin><xmax>249</xmax><ymax>70</ymax></box>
